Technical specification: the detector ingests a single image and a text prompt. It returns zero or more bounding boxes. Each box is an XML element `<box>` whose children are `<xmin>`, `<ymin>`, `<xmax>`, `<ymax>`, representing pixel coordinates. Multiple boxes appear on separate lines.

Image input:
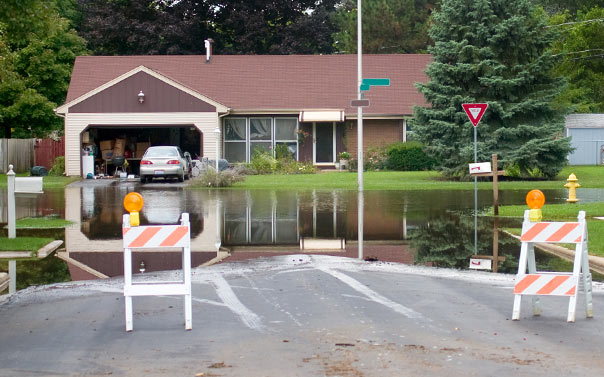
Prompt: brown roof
<box><xmin>65</xmin><ymin>54</ymin><xmax>431</xmax><ymax>116</ymax></box>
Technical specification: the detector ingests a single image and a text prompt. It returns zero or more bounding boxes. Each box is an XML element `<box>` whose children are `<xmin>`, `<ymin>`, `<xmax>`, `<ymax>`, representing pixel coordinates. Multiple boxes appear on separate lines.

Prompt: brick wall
<box><xmin>345</xmin><ymin>119</ymin><xmax>404</xmax><ymax>157</ymax></box>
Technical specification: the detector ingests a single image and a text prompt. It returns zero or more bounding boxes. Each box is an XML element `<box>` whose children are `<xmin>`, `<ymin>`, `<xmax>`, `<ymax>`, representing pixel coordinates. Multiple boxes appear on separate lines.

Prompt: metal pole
<box><xmin>474</xmin><ymin>127</ymin><xmax>478</xmax><ymax>255</ymax></box>
<box><xmin>7</xmin><ymin>164</ymin><xmax>16</xmax><ymax>239</ymax></box>
<box><xmin>357</xmin><ymin>0</ymin><xmax>364</xmax><ymax>259</ymax></box>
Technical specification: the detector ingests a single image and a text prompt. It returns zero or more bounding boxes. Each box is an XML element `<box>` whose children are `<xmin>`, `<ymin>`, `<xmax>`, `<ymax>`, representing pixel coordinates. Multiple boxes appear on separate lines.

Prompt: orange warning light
<box><xmin>123</xmin><ymin>192</ymin><xmax>144</xmax><ymax>213</ymax></box>
<box><xmin>526</xmin><ymin>190</ymin><xmax>545</xmax><ymax>209</ymax></box>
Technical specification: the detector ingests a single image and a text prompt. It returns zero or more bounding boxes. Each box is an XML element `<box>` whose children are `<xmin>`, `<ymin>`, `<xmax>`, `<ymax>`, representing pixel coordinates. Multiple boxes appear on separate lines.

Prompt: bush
<box><xmin>48</xmin><ymin>156</ymin><xmax>65</xmax><ymax>176</ymax></box>
<box><xmin>197</xmin><ymin>168</ymin><xmax>245</xmax><ymax>187</ymax></box>
<box><xmin>249</xmin><ymin>148</ymin><xmax>278</xmax><ymax>174</ymax></box>
<box><xmin>386</xmin><ymin>142</ymin><xmax>435</xmax><ymax>171</ymax></box>
<box><xmin>364</xmin><ymin>146</ymin><xmax>388</xmax><ymax>171</ymax></box>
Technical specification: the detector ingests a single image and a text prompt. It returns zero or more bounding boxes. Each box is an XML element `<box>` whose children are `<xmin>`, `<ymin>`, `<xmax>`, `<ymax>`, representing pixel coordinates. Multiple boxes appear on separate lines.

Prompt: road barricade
<box><xmin>122</xmin><ymin>213</ymin><xmax>192</xmax><ymax>331</ymax></box>
<box><xmin>512</xmin><ymin>210</ymin><xmax>593</xmax><ymax>322</ymax></box>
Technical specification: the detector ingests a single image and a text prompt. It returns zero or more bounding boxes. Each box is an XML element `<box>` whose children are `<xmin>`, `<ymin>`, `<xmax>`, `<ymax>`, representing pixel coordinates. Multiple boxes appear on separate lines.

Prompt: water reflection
<box><xmin>3</xmin><ymin>183</ymin><xmax>600</xmax><ymax>285</ymax></box>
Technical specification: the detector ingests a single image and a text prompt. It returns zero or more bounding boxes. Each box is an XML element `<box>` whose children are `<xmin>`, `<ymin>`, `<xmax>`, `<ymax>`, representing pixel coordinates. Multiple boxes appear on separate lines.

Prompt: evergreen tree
<box><xmin>412</xmin><ymin>0</ymin><xmax>572</xmax><ymax>178</ymax></box>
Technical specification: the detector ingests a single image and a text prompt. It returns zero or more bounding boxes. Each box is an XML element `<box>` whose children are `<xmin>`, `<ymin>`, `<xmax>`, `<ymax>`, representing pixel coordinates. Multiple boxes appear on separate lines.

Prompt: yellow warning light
<box><xmin>526</xmin><ymin>190</ymin><xmax>545</xmax><ymax>209</ymax></box>
<box><xmin>123</xmin><ymin>192</ymin><xmax>144</xmax><ymax>226</ymax></box>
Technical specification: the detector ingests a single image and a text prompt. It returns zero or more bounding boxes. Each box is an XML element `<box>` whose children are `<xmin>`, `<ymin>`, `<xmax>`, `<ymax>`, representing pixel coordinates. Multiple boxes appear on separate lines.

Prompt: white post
<box><xmin>357</xmin><ymin>0</ymin><xmax>364</xmax><ymax>260</ymax></box>
<box><xmin>214</xmin><ymin>126</ymin><xmax>221</xmax><ymax>171</ymax></box>
<box><xmin>7</xmin><ymin>164</ymin><xmax>16</xmax><ymax>239</ymax></box>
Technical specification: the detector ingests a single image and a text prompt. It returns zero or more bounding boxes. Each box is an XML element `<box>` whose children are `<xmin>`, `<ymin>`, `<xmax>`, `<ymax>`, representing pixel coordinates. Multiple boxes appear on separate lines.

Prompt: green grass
<box><xmin>0</xmin><ymin>237</ymin><xmax>54</xmax><ymax>252</ymax></box>
<box><xmin>232</xmin><ymin>165</ymin><xmax>604</xmax><ymax>190</ymax></box>
<box><xmin>14</xmin><ymin>217</ymin><xmax>72</xmax><ymax>228</ymax></box>
<box><xmin>494</xmin><ymin>202</ymin><xmax>604</xmax><ymax>220</ymax></box>
<box><xmin>496</xmin><ymin>202</ymin><xmax>604</xmax><ymax>257</ymax></box>
<box><xmin>0</xmin><ymin>174</ymin><xmax>78</xmax><ymax>188</ymax></box>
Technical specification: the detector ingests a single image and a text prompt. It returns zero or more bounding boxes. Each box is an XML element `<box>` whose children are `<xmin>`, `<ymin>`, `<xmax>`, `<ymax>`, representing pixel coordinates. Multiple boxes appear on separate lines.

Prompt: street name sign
<box><xmin>351</xmin><ymin>99</ymin><xmax>370</xmax><ymax>107</ymax></box>
<box><xmin>360</xmin><ymin>78</ymin><xmax>390</xmax><ymax>91</ymax></box>
<box><xmin>462</xmin><ymin>103</ymin><xmax>488</xmax><ymax>127</ymax></box>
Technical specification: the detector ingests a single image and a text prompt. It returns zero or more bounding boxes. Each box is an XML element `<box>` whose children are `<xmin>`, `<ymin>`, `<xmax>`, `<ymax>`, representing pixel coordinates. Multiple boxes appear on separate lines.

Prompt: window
<box><xmin>275</xmin><ymin>118</ymin><xmax>298</xmax><ymax>159</ymax></box>
<box><xmin>249</xmin><ymin>118</ymin><xmax>272</xmax><ymax>160</ymax></box>
<box><xmin>224</xmin><ymin>118</ymin><xmax>247</xmax><ymax>163</ymax></box>
<box><xmin>223</xmin><ymin>117</ymin><xmax>299</xmax><ymax>163</ymax></box>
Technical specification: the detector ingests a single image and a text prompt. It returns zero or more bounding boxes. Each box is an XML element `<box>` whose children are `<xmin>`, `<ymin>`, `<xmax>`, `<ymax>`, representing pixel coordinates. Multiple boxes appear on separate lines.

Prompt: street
<box><xmin>1</xmin><ymin>254</ymin><xmax>604</xmax><ymax>376</ymax></box>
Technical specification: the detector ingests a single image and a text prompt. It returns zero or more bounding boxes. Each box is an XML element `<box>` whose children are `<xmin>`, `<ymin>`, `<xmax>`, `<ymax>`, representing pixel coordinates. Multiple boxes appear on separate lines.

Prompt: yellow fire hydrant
<box><xmin>564</xmin><ymin>173</ymin><xmax>580</xmax><ymax>203</ymax></box>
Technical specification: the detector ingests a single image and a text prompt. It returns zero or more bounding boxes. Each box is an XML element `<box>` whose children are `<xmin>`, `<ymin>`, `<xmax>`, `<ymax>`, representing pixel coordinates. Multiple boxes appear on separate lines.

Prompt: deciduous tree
<box><xmin>332</xmin><ymin>0</ymin><xmax>437</xmax><ymax>53</ymax></box>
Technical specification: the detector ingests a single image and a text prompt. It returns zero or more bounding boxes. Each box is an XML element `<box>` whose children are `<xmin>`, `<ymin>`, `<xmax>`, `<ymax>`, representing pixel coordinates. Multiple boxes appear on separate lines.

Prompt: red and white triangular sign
<box><xmin>462</xmin><ymin>103</ymin><xmax>488</xmax><ymax>127</ymax></box>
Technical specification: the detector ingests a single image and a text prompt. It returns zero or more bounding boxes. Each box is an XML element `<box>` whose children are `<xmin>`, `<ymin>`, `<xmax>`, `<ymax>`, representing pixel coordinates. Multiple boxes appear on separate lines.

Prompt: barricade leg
<box><xmin>184</xmin><ymin>294</ymin><xmax>192</xmax><ymax>330</ymax></box>
<box><xmin>125</xmin><ymin>295</ymin><xmax>133</xmax><ymax>331</ymax></box>
<box><xmin>581</xmin><ymin>245</ymin><xmax>594</xmax><ymax>318</ymax></box>
<box><xmin>567</xmin><ymin>245</ymin><xmax>584</xmax><ymax>323</ymax></box>
<box><xmin>183</xmin><ymin>245</ymin><xmax>192</xmax><ymax>330</ymax></box>
<box><xmin>527</xmin><ymin>245</ymin><xmax>541</xmax><ymax>316</ymax></box>
<box><xmin>512</xmin><ymin>242</ymin><xmax>529</xmax><ymax>320</ymax></box>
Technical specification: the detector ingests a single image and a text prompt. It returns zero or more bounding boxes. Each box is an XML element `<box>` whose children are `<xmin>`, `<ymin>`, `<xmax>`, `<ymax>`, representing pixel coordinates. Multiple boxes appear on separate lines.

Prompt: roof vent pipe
<box><xmin>204</xmin><ymin>38</ymin><xmax>213</xmax><ymax>63</ymax></box>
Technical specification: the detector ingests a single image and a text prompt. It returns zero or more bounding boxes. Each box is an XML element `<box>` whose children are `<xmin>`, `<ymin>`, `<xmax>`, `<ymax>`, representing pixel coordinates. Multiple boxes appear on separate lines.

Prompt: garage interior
<box><xmin>81</xmin><ymin>125</ymin><xmax>202</xmax><ymax>177</ymax></box>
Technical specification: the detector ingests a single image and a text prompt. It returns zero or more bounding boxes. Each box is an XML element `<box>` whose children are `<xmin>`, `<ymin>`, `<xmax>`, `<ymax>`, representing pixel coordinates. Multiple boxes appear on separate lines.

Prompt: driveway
<box><xmin>1</xmin><ymin>255</ymin><xmax>603</xmax><ymax>377</ymax></box>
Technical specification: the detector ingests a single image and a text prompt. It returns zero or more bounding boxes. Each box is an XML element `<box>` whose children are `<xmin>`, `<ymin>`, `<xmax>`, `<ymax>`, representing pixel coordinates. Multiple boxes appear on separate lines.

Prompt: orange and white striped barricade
<box><xmin>512</xmin><ymin>210</ymin><xmax>593</xmax><ymax>322</ymax></box>
<box><xmin>122</xmin><ymin>213</ymin><xmax>192</xmax><ymax>331</ymax></box>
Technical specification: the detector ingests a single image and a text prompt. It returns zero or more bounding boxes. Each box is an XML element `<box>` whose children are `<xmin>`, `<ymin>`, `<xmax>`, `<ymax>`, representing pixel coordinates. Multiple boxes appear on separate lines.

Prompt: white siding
<box><xmin>64</xmin><ymin>112</ymin><xmax>219</xmax><ymax>176</ymax></box>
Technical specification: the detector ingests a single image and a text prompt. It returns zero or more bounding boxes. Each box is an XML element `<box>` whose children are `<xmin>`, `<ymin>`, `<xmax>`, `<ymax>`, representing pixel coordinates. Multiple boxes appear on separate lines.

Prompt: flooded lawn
<box><xmin>2</xmin><ymin>181</ymin><xmax>602</xmax><ymax>290</ymax></box>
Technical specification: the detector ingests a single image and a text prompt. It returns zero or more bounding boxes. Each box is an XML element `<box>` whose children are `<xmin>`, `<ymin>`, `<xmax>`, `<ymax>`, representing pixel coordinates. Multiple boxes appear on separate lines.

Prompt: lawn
<box><xmin>0</xmin><ymin>174</ymin><xmax>78</xmax><ymax>188</ymax></box>
<box><xmin>233</xmin><ymin>165</ymin><xmax>604</xmax><ymax>190</ymax></box>
<box><xmin>492</xmin><ymin>202</ymin><xmax>604</xmax><ymax>257</ymax></box>
<box><xmin>14</xmin><ymin>217</ymin><xmax>73</xmax><ymax>228</ymax></box>
<box><xmin>0</xmin><ymin>237</ymin><xmax>54</xmax><ymax>252</ymax></box>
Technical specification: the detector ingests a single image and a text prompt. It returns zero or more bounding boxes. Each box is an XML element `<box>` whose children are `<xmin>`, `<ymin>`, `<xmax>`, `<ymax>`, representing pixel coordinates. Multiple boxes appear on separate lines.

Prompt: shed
<box><xmin>566</xmin><ymin>114</ymin><xmax>604</xmax><ymax>165</ymax></box>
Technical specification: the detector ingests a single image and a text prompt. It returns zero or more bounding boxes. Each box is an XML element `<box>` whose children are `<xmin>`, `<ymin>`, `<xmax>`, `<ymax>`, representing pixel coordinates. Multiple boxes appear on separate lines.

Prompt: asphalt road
<box><xmin>1</xmin><ymin>255</ymin><xmax>604</xmax><ymax>377</ymax></box>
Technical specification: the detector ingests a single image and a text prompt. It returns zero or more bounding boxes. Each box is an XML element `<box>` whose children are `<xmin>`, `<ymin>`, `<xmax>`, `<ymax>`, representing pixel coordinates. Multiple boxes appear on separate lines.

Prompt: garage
<box><xmin>56</xmin><ymin>65</ymin><xmax>227</xmax><ymax>177</ymax></box>
<box><xmin>81</xmin><ymin>125</ymin><xmax>202</xmax><ymax>177</ymax></box>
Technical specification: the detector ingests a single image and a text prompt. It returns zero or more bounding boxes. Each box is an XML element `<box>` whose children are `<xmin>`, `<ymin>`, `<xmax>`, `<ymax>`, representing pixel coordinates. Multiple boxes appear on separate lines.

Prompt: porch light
<box><xmin>138</xmin><ymin>90</ymin><xmax>145</xmax><ymax>104</ymax></box>
<box><xmin>139</xmin><ymin>260</ymin><xmax>146</xmax><ymax>274</ymax></box>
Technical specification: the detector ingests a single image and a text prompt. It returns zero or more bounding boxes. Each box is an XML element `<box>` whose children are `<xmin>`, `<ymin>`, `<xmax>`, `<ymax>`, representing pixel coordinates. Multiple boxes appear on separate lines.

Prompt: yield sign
<box><xmin>462</xmin><ymin>103</ymin><xmax>488</xmax><ymax>127</ymax></box>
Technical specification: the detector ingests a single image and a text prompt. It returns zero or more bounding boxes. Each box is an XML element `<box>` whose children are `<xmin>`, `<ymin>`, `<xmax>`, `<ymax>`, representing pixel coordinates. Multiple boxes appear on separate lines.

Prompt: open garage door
<box><xmin>81</xmin><ymin>125</ymin><xmax>202</xmax><ymax>177</ymax></box>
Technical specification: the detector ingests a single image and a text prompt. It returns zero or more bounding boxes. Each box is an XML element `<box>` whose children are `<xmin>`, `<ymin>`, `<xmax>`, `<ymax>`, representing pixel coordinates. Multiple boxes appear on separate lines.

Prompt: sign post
<box><xmin>462</xmin><ymin>103</ymin><xmax>488</xmax><ymax>256</ymax></box>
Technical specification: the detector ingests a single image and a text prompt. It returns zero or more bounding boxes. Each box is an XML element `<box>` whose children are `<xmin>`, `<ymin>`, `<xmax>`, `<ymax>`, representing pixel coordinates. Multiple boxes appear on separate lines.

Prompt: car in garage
<box><xmin>139</xmin><ymin>146</ymin><xmax>192</xmax><ymax>183</ymax></box>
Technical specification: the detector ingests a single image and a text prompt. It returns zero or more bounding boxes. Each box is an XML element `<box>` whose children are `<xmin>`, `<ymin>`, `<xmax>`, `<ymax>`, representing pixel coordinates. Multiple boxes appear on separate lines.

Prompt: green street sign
<box><xmin>360</xmin><ymin>78</ymin><xmax>390</xmax><ymax>91</ymax></box>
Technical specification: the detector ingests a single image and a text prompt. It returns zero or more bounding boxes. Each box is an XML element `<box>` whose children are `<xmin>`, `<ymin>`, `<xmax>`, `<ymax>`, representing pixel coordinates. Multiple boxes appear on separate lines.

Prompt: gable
<box><xmin>69</xmin><ymin>71</ymin><xmax>216</xmax><ymax>113</ymax></box>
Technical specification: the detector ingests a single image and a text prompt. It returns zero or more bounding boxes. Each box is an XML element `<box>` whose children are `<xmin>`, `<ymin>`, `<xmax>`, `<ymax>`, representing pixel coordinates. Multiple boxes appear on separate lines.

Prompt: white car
<box><xmin>139</xmin><ymin>146</ymin><xmax>192</xmax><ymax>183</ymax></box>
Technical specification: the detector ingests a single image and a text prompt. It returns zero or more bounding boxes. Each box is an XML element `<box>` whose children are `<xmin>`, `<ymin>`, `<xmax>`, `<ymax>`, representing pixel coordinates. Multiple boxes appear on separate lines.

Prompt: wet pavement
<box><xmin>1</xmin><ymin>254</ymin><xmax>604</xmax><ymax>377</ymax></box>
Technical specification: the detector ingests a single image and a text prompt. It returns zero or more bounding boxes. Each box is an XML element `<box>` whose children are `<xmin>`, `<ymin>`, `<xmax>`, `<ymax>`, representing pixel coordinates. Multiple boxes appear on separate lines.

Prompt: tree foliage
<box><xmin>75</xmin><ymin>0</ymin><xmax>338</xmax><ymax>55</ymax></box>
<box><xmin>412</xmin><ymin>0</ymin><xmax>572</xmax><ymax>178</ymax></box>
<box><xmin>332</xmin><ymin>0</ymin><xmax>437</xmax><ymax>53</ymax></box>
<box><xmin>0</xmin><ymin>0</ymin><xmax>87</xmax><ymax>138</ymax></box>
<box><xmin>550</xmin><ymin>7</ymin><xmax>604</xmax><ymax>112</ymax></box>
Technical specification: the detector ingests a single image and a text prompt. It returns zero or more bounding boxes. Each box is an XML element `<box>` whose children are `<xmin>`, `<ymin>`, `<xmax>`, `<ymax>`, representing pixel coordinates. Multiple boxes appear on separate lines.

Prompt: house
<box><xmin>565</xmin><ymin>114</ymin><xmax>604</xmax><ymax>165</ymax></box>
<box><xmin>56</xmin><ymin>48</ymin><xmax>430</xmax><ymax>177</ymax></box>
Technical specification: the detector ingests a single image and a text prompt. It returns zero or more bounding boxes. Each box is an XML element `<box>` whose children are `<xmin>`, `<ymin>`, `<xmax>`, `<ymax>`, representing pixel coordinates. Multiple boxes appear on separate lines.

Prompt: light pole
<box><xmin>214</xmin><ymin>126</ymin><xmax>221</xmax><ymax>171</ymax></box>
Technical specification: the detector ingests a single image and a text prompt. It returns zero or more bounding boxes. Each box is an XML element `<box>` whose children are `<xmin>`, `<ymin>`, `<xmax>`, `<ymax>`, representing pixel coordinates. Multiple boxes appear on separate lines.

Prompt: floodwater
<box><xmin>1</xmin><ymin>182</ymin><xmax>602</xmax><ymax>289</ymax></box>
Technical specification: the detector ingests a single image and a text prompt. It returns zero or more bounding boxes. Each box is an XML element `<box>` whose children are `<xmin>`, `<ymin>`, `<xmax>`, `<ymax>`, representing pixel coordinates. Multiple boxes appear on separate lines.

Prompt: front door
<box><xmin>314</xmin><ymin>122</ymin><xmax>334</xmax><ymax>163</ymax></box>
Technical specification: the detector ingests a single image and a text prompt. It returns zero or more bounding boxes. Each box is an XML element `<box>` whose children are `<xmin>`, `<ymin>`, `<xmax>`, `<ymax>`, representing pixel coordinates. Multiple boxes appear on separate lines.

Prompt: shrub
<box><xmin>48</xmin><ymin>156</ymin><xmax>65</xmax><ymax>176</ymax></box>
<box><xmin>250</xmin><ymin>148</ymin><xmax>277</xmax><ymax>174</ymax></box>
<box><xmin>386</xmin><ymin>142</ymin><xmax>435</xmax><ymax>171</ymax></box>
<box><xmin>197</xmin><ymin>168</ymin><xmax>245</xmax><ymax>187</ymax></box>
<box><xmin>364</xmin><ymin>146</ymin><xmax>388</xmax><ymax>171</ymax></box>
